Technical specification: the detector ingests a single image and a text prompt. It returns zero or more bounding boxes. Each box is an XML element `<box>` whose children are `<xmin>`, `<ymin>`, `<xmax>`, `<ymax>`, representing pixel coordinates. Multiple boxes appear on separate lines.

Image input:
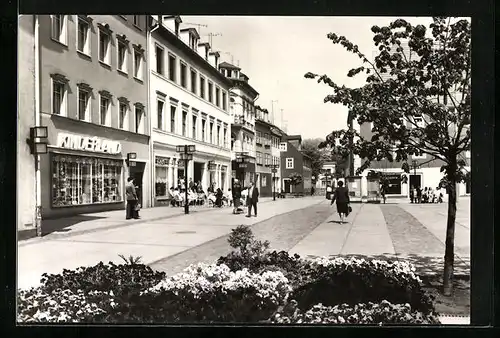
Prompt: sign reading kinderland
<box><xmin>56</xmin><ymin>133</ymin><xmax>122</xmax><ymax>154</ymax></box>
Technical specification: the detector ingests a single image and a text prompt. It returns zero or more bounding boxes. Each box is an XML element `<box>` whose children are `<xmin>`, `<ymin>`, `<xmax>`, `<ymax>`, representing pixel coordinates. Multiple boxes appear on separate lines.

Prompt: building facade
<box><xmin>218</xmin><ymin>62</ymin><xmax>258</xmax><ymax>187</ymax></box>
<box><xmin>280</xmin><ymin>135</ymin><xmax>312</xmax><ymax>194</ymax></box>
<box><xmin>17</xmin><ymin>15</ymin><xmax>37</xmax><ymax>236</ymax></box>
<box><xmin>38</xmin><ymin>15</ymin><xmax>151</xmax><ymax>219</ymax></box>
<box><xmin>149</xmin><ymin>16</ymin><xmax>233</xmax><ymax>205</ymax></box>
<box><xmin>254</xmin><ymin>107</ymin><xmax>279</xmax><ymax>197</ymax></box>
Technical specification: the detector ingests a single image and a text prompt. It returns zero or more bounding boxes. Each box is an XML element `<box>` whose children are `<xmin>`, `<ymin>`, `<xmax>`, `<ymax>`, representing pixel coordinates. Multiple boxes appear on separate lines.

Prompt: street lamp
<box><xmin>270</xmin><ymin>164</ymin><xmax>279</xmax><ymax>201</ymax></box>
<box><xmin>176</xmin><ymin>145</ymin><xmax>196</xmax><ymax>214</ymax></box>
<box><xmin>28</xmin><ymin>126</ymin><xmax>49</xmax><ymax>154</ymax></box>
<box><xmin>411</xmin><ymin>159</ymin><xmax>418</xmax><ymax>176</ymax></box>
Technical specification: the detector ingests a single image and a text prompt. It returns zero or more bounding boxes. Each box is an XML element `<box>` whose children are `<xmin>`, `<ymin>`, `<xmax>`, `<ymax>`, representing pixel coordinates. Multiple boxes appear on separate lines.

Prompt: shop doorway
<box><xmin>283</xmin><ymin>178</ymin><xmax>291</xmax><ymax>193</ymax></box>
<box><xmin>194</xmin><ymin>162</ymin><xmax>203</xmax><ymax>185</ymax></box>
<box><xmin>129</xmin><ymin>162</ymin><xmax>145</xmax><ymax>206</ymax></box>
<box><xmin>409</xmin><ymin>174</ymin><xmax>422</xmax><ymax>189</ymax></box>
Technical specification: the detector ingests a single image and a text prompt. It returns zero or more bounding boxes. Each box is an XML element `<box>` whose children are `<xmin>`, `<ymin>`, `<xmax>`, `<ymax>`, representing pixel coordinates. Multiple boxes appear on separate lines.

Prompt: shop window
<box><xmin>155</xmin><ymin>157</ymin><xmax>169</xmax><ymax>198</ymax></box>
<box><xmin>52</xmin><ymin>155</ymin><xmax>122</xmax><ymax>207</ymax></box>
<box><xmin>262</xmin><ymin>175</ymin><xmax>267</xmax><ymax>187</ymax></box>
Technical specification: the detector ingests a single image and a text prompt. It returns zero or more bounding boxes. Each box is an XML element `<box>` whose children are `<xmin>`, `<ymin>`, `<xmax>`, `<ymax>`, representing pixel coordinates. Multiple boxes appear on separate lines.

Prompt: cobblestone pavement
<box><xmin>149</xmin><ymin>201</ymin><xmax>332</xmax><ymax>275</ymax></box>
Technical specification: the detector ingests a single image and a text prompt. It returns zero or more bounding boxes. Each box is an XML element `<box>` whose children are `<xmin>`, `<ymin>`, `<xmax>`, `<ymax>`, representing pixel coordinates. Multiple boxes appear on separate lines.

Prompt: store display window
<box><xmin>52</xmin><ymin>154</ymin><xmax>123</xmax><ymax>207</ymax></box>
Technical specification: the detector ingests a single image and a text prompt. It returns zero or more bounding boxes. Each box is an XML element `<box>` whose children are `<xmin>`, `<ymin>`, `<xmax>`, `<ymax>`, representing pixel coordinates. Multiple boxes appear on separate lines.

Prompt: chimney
<box><xmin>198</xmin><ymin>42</ymin><xmax>211</xmax><ymax>60</ymax></box>
<box><xmin>162</xmin><ymin>15</ymin><xmax>182</xmax><ymax>36</ymax></box>
<box><xmin>208</xmin><ymin>51</ymin><xmax>220</xmax><ymax>68</ymax></box>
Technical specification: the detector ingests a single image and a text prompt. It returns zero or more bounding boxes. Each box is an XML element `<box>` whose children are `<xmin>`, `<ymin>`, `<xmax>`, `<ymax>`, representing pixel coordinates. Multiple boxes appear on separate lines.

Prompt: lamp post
<box><xmin>176</xmin><ymin>145</ymin><xmax>196</xmax><ymax>214</ymax></box>
<box><xmin>28</xmin><ymin>126</ymin><xmax>48</xmax><ymax>236</ymax></box>
<box><xmin>411</xmin><ymin>159</ymin><xmax>418</xmax><ymax>176</ymax></box>
<box><xmin>271</xmin><ymin>164</ymin><xmax>279</xmax><ymax>201</ymax></box>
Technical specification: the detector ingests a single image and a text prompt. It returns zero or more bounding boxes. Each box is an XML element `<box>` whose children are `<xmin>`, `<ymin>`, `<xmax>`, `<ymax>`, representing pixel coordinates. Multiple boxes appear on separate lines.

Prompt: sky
<box><xmin>182</xmin><ymin>16</ymin><xmax>434</xmax><ymax>139</ymax></box>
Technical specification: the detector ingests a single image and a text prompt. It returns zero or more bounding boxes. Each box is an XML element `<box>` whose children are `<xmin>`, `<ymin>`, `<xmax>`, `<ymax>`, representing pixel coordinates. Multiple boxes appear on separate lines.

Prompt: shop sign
<box><xmin>238</xmin><ymin>163</ymin><xmax>248</xmax><ymax>168</ymax></box>
<box><xmin>382</xmin><ymin>173</ymin><xmax>402</xmax><ymax>180</ymax></box>
<box><xmin>57</xmin><ymin>133</ymin><xmax>122</xmax><ymax>154</ymax></box>
<box><xmin>155</xmin><ymin>156</ymin><xmax>170</xmax><ymax>166</ymax></box>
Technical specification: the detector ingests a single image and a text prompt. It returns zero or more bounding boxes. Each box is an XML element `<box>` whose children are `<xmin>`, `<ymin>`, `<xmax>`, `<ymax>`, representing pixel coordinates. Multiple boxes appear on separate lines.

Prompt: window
<box><xmin>52</xmin><ymin>80</ymin><xmax>66</xmax><ymax>116</ymax></box>
<box><xmin>215</xmin><ymin>87</ymin><xmax>220</xmax><ymax>107</ymax></box>
<box><xmin>99</xmin><ymin>95</ymin><xmax>111</xmax><ymax>126</ymax></box>
<box><xmin>223</xmin><ymin>128</ymin><xmax>227</xmax><ymax>148</ymax></box>
<box><xmin>209</xmin><ymin>122</ymin><xmax>214</xmax><ymax>143</ymax></box>
<box><xmin>117</xmin><ymin>40</ymin><xmax>127</xmax><ymax>73</ymax></box>
<box><xmin>155</xmin><ymin>45</ymin><xmax>164</xmax><ymax>75</ymax></box>
<box><xmin>168</xmin><ymin>54</ymin><xmax>177</xmax><ymax>82</ymax></box>
<box><xmin>190</xmin><ymin>69</ymin><xmax>197</xmax><ymax>94</ymax></box>
<box><xmin>257</xmin><ymin>152</ymin><xmax>262</xmax><ymax>165</ymax></box>
<box><xmin>78</xmin><ymin>87</ymin><xmax>91</xmax><ymax>121</ymax></box>
<box><xmin>52</xmin><ymin>155</ymin><xmax>122</xmax><ymax>206</ymax></box>
<box><xmin>192</xmin><ymin>116</ymin><xmax>197</xmax><ymax>139</ymax></box>
<box><xmin>157</xmin><ymin>99</ymin><xmax>164</xmax><ymax>130</ymax></box>
<box><xmin>279</xmin><ymin>142</ymin><xmax>288</xmax><ymax>151</ymax></box>
<box><xmin>51</xmin><ymin>15</ymin><xmax>67</xmax><ymax>44</ymax></box>
<box><xmin>77</xmin><ymin>17</ymin><xmax>90</xmax><ymax>55</ymax></box>
<box><xmin>99</xmin><ymin>30</ymin><xmax>111</xmax><ymax>64</ymax></box>
<box><xmin>217</xmin><ymin>125</ymin><xmax>221</xmax><ymax>146</ymax></box>
<box><xmin>133</xmin><ymin>15</ymin><xmax>140</xmax><ymax>27</ymax></box>
<box><xmin>180</xmin><ymin>62</ymin><xmax>187</xmax><ymax>88</ymax></box>
<box><xmin>208</xmin><ymin>82</ymin><xmax>213</xmax><ymax>103</ymax></box>
<box><xmin>119</xmin><ymin>102</ymin><xmax>128</xmax><ymax>130</ymax></box>
<box><xmin>200</xmin><ymin>76</ymin><xmax>205</xmax><ymax>99</ymax></box>
<box><xmin>133</xmin><ymin>49</ymin><xmax>143</xmax><ymax>79</ymax></box>
<box><xmin>182</xmin><ymin>111</ymin><xmax>188</xmax><ymax>136</ymax></box>
<box><xmin>155</xmin><ymin>156</ymin><xmax>170</xmax><ymax>198</ymax></box>
<box><xmin>202</xmin><ymin>119</ymin><xmax>206</xmax><ymax>141</ymax></box>
<box><xmin>222</xmin><ymin>92</ymin><xmax>227</xmax><ymax>111</ymax></box>
<box><xmin>135</xmin><ymin>106</ymin><xmax>143</xmax><ymax>133</ymax></box>
<box><xmin>256</xmin><ymin>131</ymin><xmax>262</xmax><ymax>144</ymax></box>
<box><xmin>170</xmin><ymin>105</ymin><xmax>176</xmax><ymax>133</ymax></box>
<box><xmin>286</xmin><ymin>158</ymin><xmax>294</xmax><ymax>169</ymax></box>
<box><xmin>262</xmin><ymin>176</ymin><xmax>267</xmax><ymax>187</ymax></box>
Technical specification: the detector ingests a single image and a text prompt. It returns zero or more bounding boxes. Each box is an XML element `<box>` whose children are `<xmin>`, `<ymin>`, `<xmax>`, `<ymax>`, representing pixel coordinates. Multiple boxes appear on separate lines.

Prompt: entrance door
<box><xmin>129</xmin><ymin>162</ymin><xmax>145</xmax><ymax>206</ymax></box>
<box><xmin>284</xmin><ymin>179</ymin><xmax>291</xmax><ymax>193</ymax></box>
<box><xmin>409</xmin><ymin>174</ymin><xmax>422</xmax><ymax>190</ymax></box>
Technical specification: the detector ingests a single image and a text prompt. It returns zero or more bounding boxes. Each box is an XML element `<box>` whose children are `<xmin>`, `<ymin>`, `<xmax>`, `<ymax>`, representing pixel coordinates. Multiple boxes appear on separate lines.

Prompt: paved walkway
<box><xmin>17</xmin><ymin>196</ymin><xmax>324</xmax><ymax>290</ymax></box>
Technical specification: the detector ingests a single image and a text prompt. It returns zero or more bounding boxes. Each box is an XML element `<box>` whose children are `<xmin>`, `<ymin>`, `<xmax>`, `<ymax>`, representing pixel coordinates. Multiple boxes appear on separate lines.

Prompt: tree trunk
<box><xmin>443</xmin><ymin>177</ymin><xmax>457</xmax><ymax>296</ymax></box>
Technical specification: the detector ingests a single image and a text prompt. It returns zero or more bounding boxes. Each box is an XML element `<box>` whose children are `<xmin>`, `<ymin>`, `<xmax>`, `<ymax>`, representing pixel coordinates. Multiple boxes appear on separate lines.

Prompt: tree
<box><xmin>305</xmin><ymin>17</ymin><xmax>470</xmax><ymax>296</ymax></box>
<box><xmin>301</xmin><ymin>138</ymin><xmax>333</xmax><ymax>182</ymax></box>
<box><xmin>288</xmin><ymin>172</ymin><xmax>303</xmax><ymax>192</ymax></box>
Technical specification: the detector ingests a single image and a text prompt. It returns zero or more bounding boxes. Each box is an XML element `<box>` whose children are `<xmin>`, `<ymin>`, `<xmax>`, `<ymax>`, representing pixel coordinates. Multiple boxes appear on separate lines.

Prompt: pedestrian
<box><xmin>246</xmin><ymin>180</ymin><xmax>259</xmax><ymax>217</ymax></box>
<box><xmin>416</xmin><ymin>186</ymin><xmax>422</xmax><ymax>203</ymax></box>
<box><xmin>215</xmin><ymin>187</ymin><xmax>224</xmax><ymax>207</ymax></box>
<box><xmin>188</xmin><ymin>178</ymin><xmax>194</xmax><ymax>191</ymax></box>
<box><xmin>330</xmin><ymin>180</ymin><xmax>351</xmax><ymax>224</ymax></box>
<box><xmin>380</xmin><ymin>184</ymin><xmax>386</xmax><ymax>204</ymax></box>
<box><xmin>125</xmin><ymin>177</ymin><xmax>139</xmax><ymax>220</ymax></box>
<box><xmin>232</xmin><ymin>179</ymin><xmax>242</xmax><ymax>214</ymax></box>
<box><xmin>326</xmin><ymin>185</ymin><xmax>333</xmax><ymax>200</ymax></box>
<box><xmin>311</xmin><ymin>186</ymin><xmax>315</xmax><ymax>196</ymax></box>
<box><xmin>410</xmin><ymin>185</ymin><xmax>415</xmax><ymax>203</ymax></box>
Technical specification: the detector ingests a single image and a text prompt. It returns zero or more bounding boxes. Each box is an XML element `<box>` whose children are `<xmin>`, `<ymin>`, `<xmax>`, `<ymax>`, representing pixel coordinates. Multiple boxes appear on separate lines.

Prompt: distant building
<box><xmin>219</xmin><ymin>61</ymin><xmax>259</xmax><ymax>187</ymax></box>
<box><xmin>315</xmin><ymin>161</ymin><xmax>337</xmax><ymax>190</ymax></box>
<box><xmin>280</xmin><ymin>135</ymin><xmax>312</xmax><ymax>194</ymax></box>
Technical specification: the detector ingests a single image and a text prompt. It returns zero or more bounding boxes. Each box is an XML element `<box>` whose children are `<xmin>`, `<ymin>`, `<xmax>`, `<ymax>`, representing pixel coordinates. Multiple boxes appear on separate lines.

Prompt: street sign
<box><xmin>271</xmin><ymin>168</ymin><xmax>277</xmax><ymax>173</ymax></box>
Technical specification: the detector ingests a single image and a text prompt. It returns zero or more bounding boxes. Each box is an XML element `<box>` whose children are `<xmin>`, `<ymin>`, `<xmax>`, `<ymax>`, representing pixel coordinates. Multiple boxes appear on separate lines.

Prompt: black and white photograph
<box><xmin>16</xmin><ymin>14</ymin><xmax>475</xmax><ymax>325</ymax></box>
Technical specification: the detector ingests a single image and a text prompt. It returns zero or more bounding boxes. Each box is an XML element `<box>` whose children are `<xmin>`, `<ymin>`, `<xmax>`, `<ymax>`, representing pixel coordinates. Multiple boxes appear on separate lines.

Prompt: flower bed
<box><xmin>18</xmin><ymin>226</ymin><xmax>440</xmax><ymax>324</ymax></box>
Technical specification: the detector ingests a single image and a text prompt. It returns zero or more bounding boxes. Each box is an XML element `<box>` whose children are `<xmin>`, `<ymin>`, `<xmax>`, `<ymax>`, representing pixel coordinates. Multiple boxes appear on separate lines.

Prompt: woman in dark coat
<box><xmin>215</xmin><ymin>188</ymin><xmax>223</xmax><ymax>207</ymax></box>
<box><xmin>330</xmin><ymin>180</ymin><xmax>350</xmax><ymax>223</ymax></box>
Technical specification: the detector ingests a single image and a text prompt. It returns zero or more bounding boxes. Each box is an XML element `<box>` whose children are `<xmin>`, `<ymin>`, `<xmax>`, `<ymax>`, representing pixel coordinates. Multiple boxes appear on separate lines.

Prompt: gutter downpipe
<box><xmin>148</xmin><ymin>19</ymin><xmax>160</xmax><ymax>208</ymax></box>
<box><xmin>34</xmin><ymin>15</ymin><xmax>42</xmax><ymax>236</ymax></box>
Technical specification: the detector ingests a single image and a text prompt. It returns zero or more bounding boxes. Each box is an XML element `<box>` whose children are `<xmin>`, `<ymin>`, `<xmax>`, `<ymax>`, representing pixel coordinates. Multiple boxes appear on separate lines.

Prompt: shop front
<box><xmin>153</xmin><ymin>143</ymin><xmax>231</xmax><ymax>205</ymax></box>
<box><xmin>41</xmin><ymin>117</ymin><xmax>150</xmax><ymax>219</ymax></box>
<box><xmin>232</xmin><ymin>160</ymin><xmax>256</xmax><ymax>188</ymax></box>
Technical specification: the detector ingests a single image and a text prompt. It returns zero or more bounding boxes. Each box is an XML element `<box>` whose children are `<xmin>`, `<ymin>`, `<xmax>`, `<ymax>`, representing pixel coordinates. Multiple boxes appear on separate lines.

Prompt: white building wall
<box><xmin>149</xmin><ymin>32</ymin><xmax>232</xmax><ymax>198</ymax></box>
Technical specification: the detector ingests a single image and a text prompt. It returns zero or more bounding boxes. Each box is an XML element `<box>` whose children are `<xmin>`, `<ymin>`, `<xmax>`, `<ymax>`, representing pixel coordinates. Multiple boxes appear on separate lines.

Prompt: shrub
<box><xmin>271</xmin><ymin>300</ymin><xmax>440</xmax><ymax>325</ymax></box>
<box><xmin>123</xmin><ymin>263</ymin><xmax>292</xmax><ymax>323</ymax></box>
<box><xmin>17</xmin><ymin>288</ymin><xmax>116</xmax><ymax>323</ymax></box>
<box><xmin>290</xmin><ymin>257</ymin><xmax>436</xmax><ymax>314</ymax></box>
<box><xmin>227</xmin><ymin>224</ymin><xmax>270</xmax><ymax>259</ymax></box>
<box><xmin>39</xmin><ymin>261</ymin><xmax>166</xmax><ymax>299</ymax></box>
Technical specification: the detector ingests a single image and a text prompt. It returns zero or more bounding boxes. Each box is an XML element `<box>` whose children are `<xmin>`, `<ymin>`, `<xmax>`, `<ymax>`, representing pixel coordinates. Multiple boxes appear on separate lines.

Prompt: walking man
<box><xmin>125</xmin><ymin>177</ymin><xmax>139</xmax><ymax>220</ymax></box>
<box><xmin>246</xmin><ymin>180</ymin><xmax>259</xmax><ymax>217</ymax></box>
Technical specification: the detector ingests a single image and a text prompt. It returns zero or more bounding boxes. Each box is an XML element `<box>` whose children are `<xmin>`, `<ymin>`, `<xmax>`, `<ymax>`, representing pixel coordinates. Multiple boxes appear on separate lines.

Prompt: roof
<box><xmin>180</xmin><ymin>27</ymin><xmax>200</xmax><ymax>39</ymax></box>
<box><xmin>286</xmin><ymin>135</ymin><xmax>302</xmax><ymax>142</ymax></box>
<box><xmin>231</xmin><ymin>78</ymin><xmax>259</xmax><ymax>98</ymax></box>
<box><xmin>219</xmin><ymin>61</ymin><xmax>241</xmax><ymax>70</ymax></box>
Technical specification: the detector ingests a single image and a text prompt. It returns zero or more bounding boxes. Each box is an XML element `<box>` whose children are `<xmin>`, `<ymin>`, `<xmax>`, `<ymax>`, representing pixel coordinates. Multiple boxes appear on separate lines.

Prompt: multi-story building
<box><xmin>34</xmin><ymin>15</ymin><xmax>151</xmax><ymax>220</ymax></box>
<box><xmin>315</xmin><ymin>161</ymin><xmax>337</xmax><ymax>192</ymax></box>
<box><xmin>254</xmin><ymin>106</ymin><xmax>280</xmax><ymax>197</ymax></box>
<box><xmin>279</xmin><ymin>135</ymin><xmax>312</xmax><ymax>194</ymax></box>
<box><xmin>354</xmin><ymin>42</ymin><xmax>471</xmax><ymax>198</ymax></box>
<box><xmin>149</xmin><ymin>16</ymin><xmax>233</xmax><ymax>205</ymax></box>
<box><xmin>270</xmin><ymin>123</ymin><xmax>285</xmax><ymax>196</ymax></box>
<box><xmin>17</xmin><ymin>15</ymin><xmax>37</xmax><ymax>238</ymax></box>
<box><xmin>218</xmin><ymin>61</ymin><xmax>258</xmax><ymax>187</ymax></box>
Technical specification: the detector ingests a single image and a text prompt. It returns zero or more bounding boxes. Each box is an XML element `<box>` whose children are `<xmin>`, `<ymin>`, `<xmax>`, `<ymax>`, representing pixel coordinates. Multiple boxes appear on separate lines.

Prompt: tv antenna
<box><xmin>183</xmin><ymin>22</ymin><xmax>208</xmax><ymax>35</ymax></box>
<box><xmin>204</xmin><ymin>32</ymin><xmax>222</xmax><ymax>46</ymax></box>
